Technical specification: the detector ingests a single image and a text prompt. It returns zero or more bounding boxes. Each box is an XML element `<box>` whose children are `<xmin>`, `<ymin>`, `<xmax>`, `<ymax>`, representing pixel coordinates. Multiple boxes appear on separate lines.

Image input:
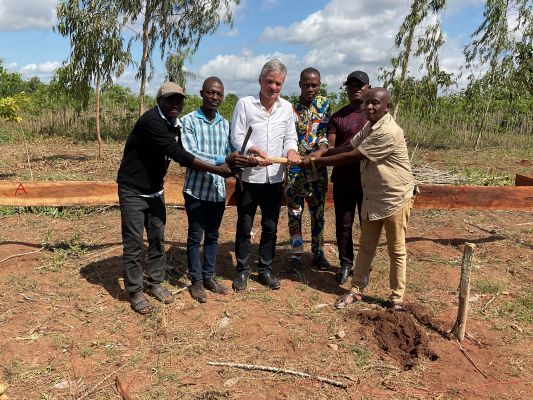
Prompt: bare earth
<box><xmin>0</xmin><ymin>139</ymin><xmax>531</xmax><ymax>399</ymax></box>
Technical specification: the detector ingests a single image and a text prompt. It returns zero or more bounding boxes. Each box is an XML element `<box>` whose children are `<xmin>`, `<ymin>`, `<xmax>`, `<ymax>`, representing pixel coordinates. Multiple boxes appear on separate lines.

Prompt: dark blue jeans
<box><xmin>184</xmin><ymin>193</ymin><xmax>226</xmax><ymax>285</ymax></box>
<box><xmin>333</xmin><ymin>183</ymin><xmax>363</xmax><ymax>268</ymax></box>
<box><xmin>235</xmin><ymin>181</ymin><xmax>283</xmax><ymax>274</ymax></box>
<box><xmin>118</xmin><ymin>186</ymin><xmax>166</xmax><ymax>294</ymax></box>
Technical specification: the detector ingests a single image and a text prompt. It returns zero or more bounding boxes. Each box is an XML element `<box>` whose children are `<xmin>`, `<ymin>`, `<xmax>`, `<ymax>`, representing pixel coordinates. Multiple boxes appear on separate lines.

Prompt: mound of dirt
<box><xmin>355</xmin><ymin>309</ymin><xmax>438</xmax><ymax>370</ymax></box>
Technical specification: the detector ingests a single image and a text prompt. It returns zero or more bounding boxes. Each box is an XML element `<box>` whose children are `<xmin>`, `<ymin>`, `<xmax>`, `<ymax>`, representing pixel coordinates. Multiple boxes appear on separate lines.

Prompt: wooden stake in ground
<box><xmin>452</xmin><ymin>243</ymin><xmax>475</xmax><ymax>342</ymax></box>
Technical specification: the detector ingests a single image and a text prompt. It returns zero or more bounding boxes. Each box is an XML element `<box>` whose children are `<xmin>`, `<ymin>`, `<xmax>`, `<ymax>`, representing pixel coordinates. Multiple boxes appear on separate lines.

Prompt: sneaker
<box><xmin>203</xmin><ymin>278</ymin><xmax>228</xmax><ymax>295</ymax></box>
<box><xmin>189</xmin><ymin>282</ymin><xmax>207</xmax><ymax>303</ymax></box>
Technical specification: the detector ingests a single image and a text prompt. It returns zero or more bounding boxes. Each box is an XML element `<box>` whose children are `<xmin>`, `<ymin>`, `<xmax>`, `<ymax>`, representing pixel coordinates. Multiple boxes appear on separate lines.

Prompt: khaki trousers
<box><xmin>351</xmin><ymin>200</ymin><xmax>412</xmax><ymax>303</ymax></box>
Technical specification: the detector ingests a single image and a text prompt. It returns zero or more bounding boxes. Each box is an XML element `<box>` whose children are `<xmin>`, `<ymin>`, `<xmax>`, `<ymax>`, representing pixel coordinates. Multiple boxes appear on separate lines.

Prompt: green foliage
<box><xmin>0</xmin><ymin>59</ymin><xmax>27</xmax><ymax>97</ymax></box>
<box><xmin>118</xmin><ymin>0</ymin><xmax>240</xmax><ymax>113</ymax></box>
<box><xmin>55</xmin><ymin>0</ymin><xmax>131</xmax><ymax>109</ymax></box>
<box><xmin>165</xmin><ymin>48</ymin><xmax>197</xmax><ymax>87</ymax></box>
<box><xmin>0</xmin><ymin>93</ymin><xmax>29</xmax><ymax>123</ymax></box>
<box><xmin>0</xmin><ymin>206</ymin><xmax>105</xmax><ymax>219</ymax></box>
<box><xmin>381</xmin><ymin>0</ymin><xmax>447</xmax><ymax>117</ymax></box>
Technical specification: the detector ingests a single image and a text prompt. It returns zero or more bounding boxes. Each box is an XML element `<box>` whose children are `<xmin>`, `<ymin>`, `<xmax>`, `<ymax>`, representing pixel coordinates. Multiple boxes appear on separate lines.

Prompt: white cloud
<box><xmin>6</xmin><ymin>60</ymin><xmax>61</xmax><ymax>81</ymax></box>
<box><xmin>0</xmin><ymin>0</ymin><xmax>57</xmax><ymax>31</ymax></box>
<box><xmin>194</xmin><ymin>51</ymin><xmax>306</xmax><ymax>96</ymax></box>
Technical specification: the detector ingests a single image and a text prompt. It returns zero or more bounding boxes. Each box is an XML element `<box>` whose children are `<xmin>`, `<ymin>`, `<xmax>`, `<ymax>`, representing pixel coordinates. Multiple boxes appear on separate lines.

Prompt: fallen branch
<box><xmin>77</xmin><ymin>363</ymin><xmax>127</xmax><ymax>400</ymax></box>
<box><xmin>454</xmin><ymin>340</ymin><xmax>488</xmax><ymax>379</ymax></box>
<box><xmin>463</xmin><ymin>219</ymin><xmax>497</xmax><ymax>235</ymax></box>
<box><xmin>207</xmin><ymin>361</ymin><xmax>348</xmax><ymax>389</ymax></box>
<box><xmin>481</xmin><ymin>292</ymin><xmax>500</xmax><ymax>312</ymax></box>
<box><xmin>0</xmin><ymin>246</ymin><xmax>45</xmax><ymax>264</ymax></box>
<box><xmin>114</xmin><ymin>376</ymin><xmax>135</xmax><ymax>400</ymax></box>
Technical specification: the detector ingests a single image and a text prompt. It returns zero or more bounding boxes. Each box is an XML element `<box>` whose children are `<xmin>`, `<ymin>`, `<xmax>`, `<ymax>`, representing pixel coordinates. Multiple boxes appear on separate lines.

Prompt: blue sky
<box><xmin>0</xmin><ymin>0</ymin><xmax>488</xmax><ymax>97</ymax></box>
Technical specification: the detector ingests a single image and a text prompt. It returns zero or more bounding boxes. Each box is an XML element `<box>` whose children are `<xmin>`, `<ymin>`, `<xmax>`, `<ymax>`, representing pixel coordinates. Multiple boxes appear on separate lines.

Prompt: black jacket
<box><xmin>117</xmin><ymin>107</ymin><xmax>195</xmax><ymax>194</ymax></box>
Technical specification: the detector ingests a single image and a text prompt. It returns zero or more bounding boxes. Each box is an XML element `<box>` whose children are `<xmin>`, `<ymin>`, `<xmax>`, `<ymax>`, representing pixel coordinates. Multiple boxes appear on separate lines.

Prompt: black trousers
<box><xmin>235</xmin><ymin>181</ymin><xmax>283</xmax><ymax>274</ymax></box>
<box><xmin>333</xmin><ymin>184</ymin><xmax>363</xmax><ymax>268</ymax></box>
<box><xmin>118</xmin><ymin>186</ymin><xmax>166</xmax><ymax>294</ymax></box>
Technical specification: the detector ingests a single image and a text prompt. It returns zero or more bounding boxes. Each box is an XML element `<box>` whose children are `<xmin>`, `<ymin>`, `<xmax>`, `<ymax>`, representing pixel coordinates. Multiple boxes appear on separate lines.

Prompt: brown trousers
<box><xmin>351</xmin><ymin>200</ymin><xmax>412</xmax><ymax>303</ymax></box>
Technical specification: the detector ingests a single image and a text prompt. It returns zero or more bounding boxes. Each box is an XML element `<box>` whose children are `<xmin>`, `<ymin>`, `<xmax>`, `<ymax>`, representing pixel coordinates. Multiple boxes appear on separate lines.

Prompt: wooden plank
<box><xmin>1</xmin><ymin>180</ymin><xmax>532</xmax><ymax>210</ymax></box>
<box><xmin>413</xmin><ymin>184</ymin><xmax>533</xmax><ymax>210</ymax></box>
<box><xmin>0</xmin><ymin>180</ymin><xmax>185</xmax><ymax>207</ymax></box>
<box><xmin>515</xmin><ymin>174</ymin><xmax>533</xmax><ymax>186</ymax></box>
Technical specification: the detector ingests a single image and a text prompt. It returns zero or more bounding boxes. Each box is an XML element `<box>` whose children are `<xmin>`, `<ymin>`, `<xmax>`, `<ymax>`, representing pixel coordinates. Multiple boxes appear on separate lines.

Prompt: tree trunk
<box><xmin>138</xmin><ymin>0</ymin><xmax>152</xmax><ymax>116</ymax></box>
<box><xmin>95</xmin><ymin>76</ymin><xmax>103</xmax><ymax>160</ymax></box>
<box><xmin>393</xmin><ymin>23</ymin><xmax>415</xmax><ymax>119</ymax></box>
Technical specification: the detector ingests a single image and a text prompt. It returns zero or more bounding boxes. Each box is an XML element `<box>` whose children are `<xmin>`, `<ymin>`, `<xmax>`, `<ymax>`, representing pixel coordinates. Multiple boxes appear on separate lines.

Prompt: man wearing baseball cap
<box><xmin>326</xmin><ymin>71</ymin><xmax>370</xmax><ymax>285</ymax></box>
<box><xmin>117</xmin><ymin>81</ymin><xmax>247</xmax><ymax>314</ymax></box>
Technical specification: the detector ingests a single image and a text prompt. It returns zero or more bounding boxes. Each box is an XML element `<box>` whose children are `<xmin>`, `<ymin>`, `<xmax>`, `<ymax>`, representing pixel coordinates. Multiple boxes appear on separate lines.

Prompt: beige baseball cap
<box><xmin>156</xmin><ymin>82</ymin><xmax>186</xmax><ymax>99</ymax></box>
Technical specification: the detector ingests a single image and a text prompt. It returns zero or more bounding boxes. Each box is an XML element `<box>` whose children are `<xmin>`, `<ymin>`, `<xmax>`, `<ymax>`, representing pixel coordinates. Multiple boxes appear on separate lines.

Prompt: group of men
<box><xmin>116</xmin><ymin>59</ymin><xmax>414</xmax><ymax>315</ymax></box>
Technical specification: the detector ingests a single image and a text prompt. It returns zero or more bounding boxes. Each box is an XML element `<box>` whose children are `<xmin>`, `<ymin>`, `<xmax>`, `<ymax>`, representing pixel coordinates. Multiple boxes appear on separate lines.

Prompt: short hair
<box><xmin>202</xmin><ymin>76</ymin><xmax>223</xmax><ymax>91</ymax></box>
<box><xmin>259</xmin><ymin>59</ymin><xmax>287</xmax><ymax>80</ymax></box>
<box><xmin>300</xmin><ymin>67</ymin><xmax>320</xmax><ymax>80</ymax></box>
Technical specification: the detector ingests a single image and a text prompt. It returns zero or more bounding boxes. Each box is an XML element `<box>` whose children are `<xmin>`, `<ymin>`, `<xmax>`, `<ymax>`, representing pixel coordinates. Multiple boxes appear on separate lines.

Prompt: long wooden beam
<box><xmin>0</xmin><ymin>180</ymin><xmax>532</xmax><ymax>210</ymax></box>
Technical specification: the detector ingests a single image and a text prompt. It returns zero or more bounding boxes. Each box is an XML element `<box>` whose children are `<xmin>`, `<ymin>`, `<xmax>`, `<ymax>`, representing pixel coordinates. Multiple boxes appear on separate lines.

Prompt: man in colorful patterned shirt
<box><xmin>181</xmin><ymin>77</ymin><xmax>256</xmax><ymax>303</ymax></box>
<box><xmin>286</xmin><ymin>67</ymin><xmax>331</xmax><ymax>272</ymax></box>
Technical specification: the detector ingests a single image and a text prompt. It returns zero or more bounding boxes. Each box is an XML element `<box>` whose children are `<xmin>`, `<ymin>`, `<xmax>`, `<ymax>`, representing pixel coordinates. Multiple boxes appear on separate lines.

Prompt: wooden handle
<box><xmin>252</xmin><ymin>156</ymin><xmax>289</xmax><ymax>164</ymax></box>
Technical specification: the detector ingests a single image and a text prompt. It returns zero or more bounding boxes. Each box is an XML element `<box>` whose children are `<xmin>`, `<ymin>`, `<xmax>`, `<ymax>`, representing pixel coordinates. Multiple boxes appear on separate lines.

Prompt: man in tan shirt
<box><xmin>302</xmin><ymin>87</ymin><xmax>414</xmax><ymax>308</ymax></box>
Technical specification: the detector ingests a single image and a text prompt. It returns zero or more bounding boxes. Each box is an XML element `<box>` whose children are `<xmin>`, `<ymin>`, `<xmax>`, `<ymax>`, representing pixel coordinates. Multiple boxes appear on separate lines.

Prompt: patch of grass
<box><xmin>457</xmin><ymin>168</ymin><xmax>512</xmax><ymax>186</ymax></box>
<box><xmin>38</xmin><ymin>234</ymin><xmax>90</xmax><ymax>271</ymax></box>
<box><xmin>474</xmin><ymin>279</ymin><xmax>505</xmax><ymax>295</ymax></box>
<box><xmin>44</xmin><ymin>234</ymin><xmax>90</xmax><ymax>258</ymax></box>
<box><xmin>344</xmin><ymin>343</ymin><xmax>372</xmax><ymax>367</ymax></box>
<box><xmin>80</xmin><ymin>346</ymin><xmax>94</xmax><ymax>358</ymax></box>
<box><xmin>0</xmin><ymin>206</ymin><xmax>110</xmax><ymax>219</ymax></box>
<box><xmin>192</xmin><ymin>391</ymin><xmax>229</xmax><ymax>400</ymax></box>
<box><xmin>21</xmin><ymin>363</ymin><xmax>53</xmax><ymax>380</ymax></box>
<box><xmin>497</xmin><ymin>292</ymin><xmax>533</xmax><ymax>323</ymax></box>
<box><xmin>286</xmin><ymin>297</ymin><xmax>300</xmax><ymax>315</ymax></box>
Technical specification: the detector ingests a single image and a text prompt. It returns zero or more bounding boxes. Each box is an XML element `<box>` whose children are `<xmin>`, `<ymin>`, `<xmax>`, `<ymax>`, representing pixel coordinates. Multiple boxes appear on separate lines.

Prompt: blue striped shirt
<box><xmin>181</xmin><ymin>108</ymin><xmax>231</xmax><ymax>202</ymax></box>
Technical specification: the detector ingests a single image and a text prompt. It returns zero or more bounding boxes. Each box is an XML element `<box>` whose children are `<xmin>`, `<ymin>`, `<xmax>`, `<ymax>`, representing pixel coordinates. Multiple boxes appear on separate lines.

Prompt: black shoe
<box><xmin>313</xmin><ymin>254</ymin><xmax>332</xmax><ymax>271</ymax></box>
<box><xmin>286</xmin><ymin>257</ymin><xmax>301</xmax><ymax>273</ymax></box>
<box><xmin>232</xmin><ymin>271</ymin><xmax>249</xmax><ymax>292</ymax></box>
<box><xmin>335</xmin><ymin>265</ymin><xmax>352</xmax><ymax>285</ymax></box>
<box><xmin>258</xmin><ymin>271</ymin><xmax>281</xmax><ymax>290</ymax></box>
<box><xmin>204</xmin><ymin>278</ymin><xmax>228</xmax><ymax>295</ymax></box>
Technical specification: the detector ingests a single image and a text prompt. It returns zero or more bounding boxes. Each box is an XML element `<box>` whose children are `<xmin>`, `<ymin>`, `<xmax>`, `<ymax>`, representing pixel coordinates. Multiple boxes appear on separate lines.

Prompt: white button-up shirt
<box><xmin>231</xmin><ymin>94</ymin><xmax>298</xmax><ymax>184</ymax></box>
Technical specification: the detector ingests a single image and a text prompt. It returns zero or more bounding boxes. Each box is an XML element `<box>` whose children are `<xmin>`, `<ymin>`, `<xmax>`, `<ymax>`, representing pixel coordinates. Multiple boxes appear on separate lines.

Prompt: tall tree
<box><xmin>464</xmin><ymin>0</ymin><xmax>532</xmax><ymax>149</ymax></box>
<box><xmin>381</xmin><ymin>0</ymin><xmax>447</xmax><ymax>118</ymax></box>
<box><xmin>56</xmin><ymin>0</ymin><xmax>131</xmax><ymax>159</ymax></box>
<box><xmin>165</xmin><ymin>48</ymin><xmax>197</xmax><ymax>88</ymax></box>
<box><xmin>118</xmin><ymin>0</ymin><xmax>239</xmax><ymax>115</ymax></box>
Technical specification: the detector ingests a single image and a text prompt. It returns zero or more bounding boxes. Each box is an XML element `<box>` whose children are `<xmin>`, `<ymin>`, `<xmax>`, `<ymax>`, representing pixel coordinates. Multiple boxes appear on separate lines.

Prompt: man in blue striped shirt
<box><xmin>181</xmin><ymin>77</ymin><xmax>255</xmax><ymax>303</ymax></box>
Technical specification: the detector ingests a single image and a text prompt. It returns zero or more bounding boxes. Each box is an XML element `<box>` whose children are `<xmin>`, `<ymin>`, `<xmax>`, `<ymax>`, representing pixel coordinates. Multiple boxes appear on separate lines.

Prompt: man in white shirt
<box><xmin>230</xmin><ymin>59</ymin><xmax>300</xmax><ymax>291</ymax></box>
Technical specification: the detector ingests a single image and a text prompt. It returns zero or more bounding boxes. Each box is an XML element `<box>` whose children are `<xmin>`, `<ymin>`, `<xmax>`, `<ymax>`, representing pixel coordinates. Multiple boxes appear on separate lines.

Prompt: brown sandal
<box><xmin>335</xmin><ymin>291</ymin><xmax>363</xmax><ymax>309</ymax></box>
<box><xmin>147</xmin><ymin>284</ymin><xmax>174</xmax><ymax>304</ymax></box>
